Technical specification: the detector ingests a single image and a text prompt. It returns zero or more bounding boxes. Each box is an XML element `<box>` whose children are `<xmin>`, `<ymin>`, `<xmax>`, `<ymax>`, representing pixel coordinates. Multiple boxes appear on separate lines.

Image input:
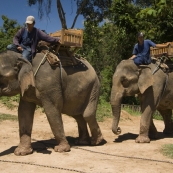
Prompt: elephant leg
<box><xmin>83</xmin><ymin>103</ymin><xmax>104</xmax><ymax>145</ymax></box>
<box><xmin>73</xmin><ymin>115</ymin><xmax>90</xmax><ymax>145</ymax></box>
<box><xmin>41</xmin><ymin>94</ymin><xmax>70</xmax><ymax>152</ymax></box>
<box><xmin>14</xmin><ymin>98</ymin><xmax>36</xmax><ymax>156</ymax></box>
<box><xmin>149</xmin><ymin>118</ymin><xmax>158</xmax><ymax>139</ymax></box>
<box><xmin>158</xmin><ymin>109</ymin><xmax>173</xmax><ymax>135</ymax></box>
<box><xmin>136</xmin><ymin>89</ymin><xmax>156</xmax><ymax>143</ymax></box>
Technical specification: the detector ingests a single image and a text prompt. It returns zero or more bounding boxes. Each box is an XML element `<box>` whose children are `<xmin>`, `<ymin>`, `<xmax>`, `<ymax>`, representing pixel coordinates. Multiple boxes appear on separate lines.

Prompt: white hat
<box><xmin>25</xmin><ymin>16</ymin><xmax>35</xmax><ymax>24</ymax></box>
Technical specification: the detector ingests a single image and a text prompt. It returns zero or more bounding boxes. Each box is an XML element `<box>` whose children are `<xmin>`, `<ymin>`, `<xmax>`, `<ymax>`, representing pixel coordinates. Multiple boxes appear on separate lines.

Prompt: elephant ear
<box><xmin>138</xmin><ymin>66</ymin><xmax>153</xmax><ymax>94</ymax></box>
<box><xmin>17</xmin><ymin>58</ymin><xmax>35</xmax><ymax>96</ymax></box>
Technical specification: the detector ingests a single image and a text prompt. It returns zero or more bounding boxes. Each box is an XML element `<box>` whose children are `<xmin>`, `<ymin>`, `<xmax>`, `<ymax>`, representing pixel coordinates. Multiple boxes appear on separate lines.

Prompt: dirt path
<box><xmin>0</xmin><ymin>105</ymin><xmax>173</xmax><ymax>173</ymax></box>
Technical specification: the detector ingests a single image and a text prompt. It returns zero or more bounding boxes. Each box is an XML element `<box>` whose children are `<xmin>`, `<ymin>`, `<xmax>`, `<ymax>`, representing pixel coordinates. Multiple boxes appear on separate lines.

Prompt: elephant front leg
<box><xmin>136</xmin><ymin>97</ymin><xmax>155</xmax><ymax>143</ymax></box>
<box><xmin>158</xmin><ymin>109</ymin><xmax>173</xmax><ymax>135</ymax></box>
<box><xmin>135</xmin><ymin>120</ymin><xmax>151</xmax><ymax>143</ymax></box>
<box><xmin>14</xmin><ymin>99</ymin><xmax>36</xmax><ymax>156</ymax></box>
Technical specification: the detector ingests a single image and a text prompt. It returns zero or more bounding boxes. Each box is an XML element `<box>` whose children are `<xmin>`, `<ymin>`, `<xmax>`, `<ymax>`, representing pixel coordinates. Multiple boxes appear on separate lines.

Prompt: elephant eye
<box><xmin>121</xmin><ymin>77</ymin><xmax>129</xmax><ymax>88</ymax></box>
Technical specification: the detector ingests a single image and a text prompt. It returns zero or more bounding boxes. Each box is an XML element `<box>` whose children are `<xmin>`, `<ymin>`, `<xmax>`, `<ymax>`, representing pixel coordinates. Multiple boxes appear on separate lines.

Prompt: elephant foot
<box><xmin>14</xmin><ymin>145</ymin><xmax>33</xmax><ymax>156</ymax></box>
<box><xmin>135</xmin><ymin>135</ymin><xmax>150</xmax><ymax>143</ymax></box>
<box><xmin>91</xmin><ymin>135</ymin><xmax>104</xmax><ymax>146</ymax></box>
<box><xmin>75</xmin><ymin>138</ymin><xmax>90</xmax><ymax>146</ymax></box>
<box><xmin>54</xmin><ymin>143</ymin><xmax>71</xmax><ymax>152</ymax></box>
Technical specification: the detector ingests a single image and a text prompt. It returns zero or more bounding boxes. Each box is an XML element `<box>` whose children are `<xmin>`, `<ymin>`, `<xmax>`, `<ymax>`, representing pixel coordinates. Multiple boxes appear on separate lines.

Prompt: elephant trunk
<box><xmin>111</xmin><ymin>92</ymin><xmax>123</xmax><ymax>135</ymax></box>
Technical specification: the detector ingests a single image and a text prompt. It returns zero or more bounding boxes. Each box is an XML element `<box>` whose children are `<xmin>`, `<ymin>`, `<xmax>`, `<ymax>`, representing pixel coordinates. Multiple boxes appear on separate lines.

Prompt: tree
<box><xmin>0</xmin><ymin>15</ymin><xmax>22</xmax><ymax>51</ymax></box>
<box><xmin>136</xmin><ymin>0</ymin><xmax>173</xmax><ymax>42</ymax></box>
<box><xmin>27</xmin><ymin>0</ymin><xmax>112</xmax><ymax>29</ymax></box>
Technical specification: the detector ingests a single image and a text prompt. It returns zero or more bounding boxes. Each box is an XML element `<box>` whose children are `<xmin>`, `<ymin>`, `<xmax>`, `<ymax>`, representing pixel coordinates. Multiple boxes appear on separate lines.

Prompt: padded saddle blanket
<box><xmin>37</xmin><ymin>41</ymin><xmax>81</xmax><ymax>67</ymax></box>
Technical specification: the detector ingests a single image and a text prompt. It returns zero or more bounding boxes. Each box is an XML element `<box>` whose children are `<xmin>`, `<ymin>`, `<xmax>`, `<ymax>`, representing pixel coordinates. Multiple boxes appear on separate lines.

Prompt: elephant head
<box><xmin>0</xmin><ymin>51</ymin><xmax>35</xmax><ymax>97</ymax></box>
<box><xmin>110</xmin><ymin>60</ymin><xmax>154</xmax><ymax>135</ymax></box>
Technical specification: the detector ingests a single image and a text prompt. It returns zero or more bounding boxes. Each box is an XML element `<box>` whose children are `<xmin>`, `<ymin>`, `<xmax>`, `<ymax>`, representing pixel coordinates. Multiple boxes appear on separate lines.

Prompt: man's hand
<box><xmin>129</xmin><ymin>55</ymin><xmax>136</xmax><ymax>60</ymax></box>
<box><xmin>166</xmin><ymin>42</ymin><xmax>171</xmax><ymax>47</ymax></box>
<box><xmin>17</xmin><ymin>46</ymin><xmax>23</xmax><ymax>52</ymax></box>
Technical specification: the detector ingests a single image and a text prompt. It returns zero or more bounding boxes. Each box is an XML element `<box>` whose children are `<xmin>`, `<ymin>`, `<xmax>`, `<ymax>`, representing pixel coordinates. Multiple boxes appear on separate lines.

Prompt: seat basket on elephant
<box><xmin>36</xmin><ymin>41</ymin><xmax>83</xmax><ymax>67</ymax></box>
<box><xmin>150</xmin><ymin>42</ymin><xmax>173</xmax><ymax>72</ymax></box>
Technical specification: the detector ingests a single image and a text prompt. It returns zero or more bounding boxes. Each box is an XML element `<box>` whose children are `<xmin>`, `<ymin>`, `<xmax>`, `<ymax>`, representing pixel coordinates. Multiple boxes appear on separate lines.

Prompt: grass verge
<box><xmin>0</xmin><ymin>113</ymin><xmax>18</xmax><ymax>122</ymax></box>
<box><xmin>160</xmin><ymin>144</ymin><xmax>173</xmax><ymax>159</ymax></box>
<box><xmin>96</xmin><ymin>101</ymin><xmax>112</xmax><ymax>122</ymax></box>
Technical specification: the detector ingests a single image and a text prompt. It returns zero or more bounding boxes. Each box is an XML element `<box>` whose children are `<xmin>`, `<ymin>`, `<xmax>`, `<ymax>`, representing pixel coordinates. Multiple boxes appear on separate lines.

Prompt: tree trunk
<box><xmin>56</xmin><ymin>0</ymin><xmax>67</xmax><ymax>29</ymax></box>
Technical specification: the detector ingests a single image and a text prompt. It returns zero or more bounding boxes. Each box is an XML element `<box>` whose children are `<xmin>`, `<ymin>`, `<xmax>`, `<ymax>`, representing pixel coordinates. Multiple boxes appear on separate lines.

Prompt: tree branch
<box><xmin>71</xmin><ymin>0</ymin><xmax>88</xmax><ymax>29</ymax></box>
<box><xmin>56</xmin><ymin>0</ymin><xmax>67</xmax><ymax>29</ymax></box>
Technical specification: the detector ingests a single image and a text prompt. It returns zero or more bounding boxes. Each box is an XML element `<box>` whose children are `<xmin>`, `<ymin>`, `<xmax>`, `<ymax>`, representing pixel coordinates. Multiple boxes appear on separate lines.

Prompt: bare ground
<box><xmin>0</xmin><ymin>104</ymin><xmax>173</xmax><ymax>173</ymax></box>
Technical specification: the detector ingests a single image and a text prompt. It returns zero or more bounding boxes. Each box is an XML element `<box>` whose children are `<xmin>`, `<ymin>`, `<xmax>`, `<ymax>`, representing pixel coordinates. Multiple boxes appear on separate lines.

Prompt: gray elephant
<box><xmin>110</xmin><ymin>59</ymin><xmax>173</xmax><ymax>143</ymax></box>
<box><xmin>0</xmin><ymin>50</ymin><xmax>104</xmax><ymax>155</ymax></box>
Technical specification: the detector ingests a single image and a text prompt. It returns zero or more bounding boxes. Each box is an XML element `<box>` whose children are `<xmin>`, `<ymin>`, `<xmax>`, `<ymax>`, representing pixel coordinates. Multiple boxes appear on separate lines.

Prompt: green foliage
<box><xmin>122</xmin><ymin>106</ymin><xmax>141</xmax><ymax>116</ymax></box>
<box><xmin>153</xmin><ymin>113</ymin><xmax>163</xmax><ymax>121</ymax></box>
<box><xmin>0</xmin><ymin>113</ymin><xmax>18</xmax><ymax>122</ymax></box>
<box><xmin>0</xmin><ymin>95</ymin><xmax>20</xmax><ymax>110</ymax></box>
<box><xmin>161</xmin><ymin>144</ymin><xmax>173</xmax><ymax>159</ymax></box>
<box><xmin>0</xmin><ymin>15</ymin><xmax>22</xmax><ymax>51</ymax></box>
<box><xmin>96</xmin><ymin>100</ymin><xmax>112</xmax><ymax>122</ymax></box>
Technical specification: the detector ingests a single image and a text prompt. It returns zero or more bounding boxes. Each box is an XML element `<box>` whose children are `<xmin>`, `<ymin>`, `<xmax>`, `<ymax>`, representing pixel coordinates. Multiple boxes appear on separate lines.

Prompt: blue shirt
<box><xmin>132</xmin><ymin>39</ymin><xmax>156</xmax><ymax>65</ymax></box>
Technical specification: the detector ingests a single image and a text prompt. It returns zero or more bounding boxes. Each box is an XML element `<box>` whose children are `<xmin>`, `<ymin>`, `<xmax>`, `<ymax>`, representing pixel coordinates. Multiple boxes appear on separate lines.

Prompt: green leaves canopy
<box><xmin>0</xmin><ymin>15</ymin><xmax>22</xmax><ymax>51</ymax></box>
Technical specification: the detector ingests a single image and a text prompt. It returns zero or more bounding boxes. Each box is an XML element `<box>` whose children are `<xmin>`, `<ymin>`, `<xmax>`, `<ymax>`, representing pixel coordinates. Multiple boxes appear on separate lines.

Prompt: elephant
<box><xmin>110</xmin><ymin>59</ymin><xmax>173</xmax><ymax>143</ymax></box>
<box><xmin>0</xmin><ymin>50</ymin><xmax>104</xmax><ymax>155</ymax></box>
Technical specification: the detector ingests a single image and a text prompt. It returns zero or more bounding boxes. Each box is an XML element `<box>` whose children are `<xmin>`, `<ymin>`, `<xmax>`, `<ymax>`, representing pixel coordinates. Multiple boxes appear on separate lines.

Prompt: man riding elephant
<box><xmin>7</xmin><ymin>15</ymin><xmax>60</xmax><ymax>63</ymax></box>
<box><xmin>129</xmin><ymin>32</ymin><xmax>170</xmax><ymax>65</ymax></box>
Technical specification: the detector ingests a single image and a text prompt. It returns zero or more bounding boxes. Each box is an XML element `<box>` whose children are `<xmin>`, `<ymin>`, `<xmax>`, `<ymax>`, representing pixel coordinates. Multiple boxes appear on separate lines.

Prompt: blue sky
<box><xmin>0</xmin><ymin>0</ymin><xmax>84</xmax><ymax>34</ymax></box>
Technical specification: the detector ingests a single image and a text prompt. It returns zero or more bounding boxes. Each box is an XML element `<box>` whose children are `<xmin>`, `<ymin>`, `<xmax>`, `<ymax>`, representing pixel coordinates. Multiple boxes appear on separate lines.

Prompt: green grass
<box><xmin>0</xmin><ymin>95</ymin><xmax>19</xmax><ymax>110</ymax></box>
<box><xmin>96</xmin><ymin>101</ymin><xmax>112</xmax><ymax>122</ymax></box>
<box><xmin>122</xmin><ymin>106</ymin><xmax>141</xmax><ymax>116</ymax></box>
<box><xmin>0</xmin><ymin>113</ymin><xmax>18</xmax><ymax>122</ymax></box>
<box><xmin>160</xmin><ymin>144</ymin><xmax>173</xmax><ymax>159</ymax></box>
<box><xmin>96</xmin><ymin>103</ymin><xmax>165</xmax><ymax>122</ymax></box>
<box><xmin>122</xmin><ymin>105</ymin><xmax>164</xmax><ymax>121</ymax></box>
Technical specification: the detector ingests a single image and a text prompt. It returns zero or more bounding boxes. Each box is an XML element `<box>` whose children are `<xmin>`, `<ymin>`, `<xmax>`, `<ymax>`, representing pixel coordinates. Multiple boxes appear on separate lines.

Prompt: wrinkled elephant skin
<box><xmin>0</xmin><ymin>51</ymin><xmax>104</xmax><ymax>155</ymax></box>
<box><xmin>110</xmin><ymin>60</ymin><xmax>173</xmax><ymax>143</ymax></box>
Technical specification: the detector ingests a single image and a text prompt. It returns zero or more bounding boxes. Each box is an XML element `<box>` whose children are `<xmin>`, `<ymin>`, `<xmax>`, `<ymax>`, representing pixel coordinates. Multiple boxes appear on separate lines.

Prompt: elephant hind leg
<box><xmin>158</xmin><ymin>109</ymin><xmax>173</xmax><ymax>135</ymax></box>
<box><xmin>83</xmin><ymin>104</ymin><xmax>104</xmax><ymax>145</ymax></box>
<box><xmin>73</xmin><ymin>115</ymin><xmax>90</xmax><ymax>145</ymax></box>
